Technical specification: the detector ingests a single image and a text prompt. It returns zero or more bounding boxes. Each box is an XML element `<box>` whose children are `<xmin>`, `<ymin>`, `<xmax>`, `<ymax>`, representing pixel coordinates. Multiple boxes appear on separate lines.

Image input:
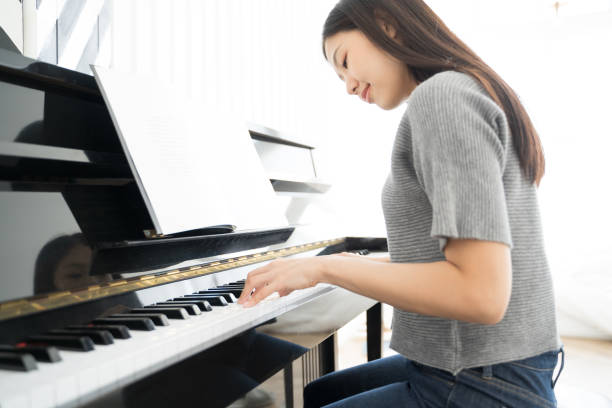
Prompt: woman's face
<box><xmin>324</xmin><ymin>29</ymin><xmax>417</xmax><ymax>110</ymax></box>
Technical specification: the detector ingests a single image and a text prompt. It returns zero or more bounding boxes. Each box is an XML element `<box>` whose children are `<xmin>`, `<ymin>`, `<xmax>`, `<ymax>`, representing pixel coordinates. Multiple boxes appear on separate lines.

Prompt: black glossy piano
<box><xmin>0</xmin><ymin>47</ymin><xmax>387</xmax><ymax>408</ymax></box>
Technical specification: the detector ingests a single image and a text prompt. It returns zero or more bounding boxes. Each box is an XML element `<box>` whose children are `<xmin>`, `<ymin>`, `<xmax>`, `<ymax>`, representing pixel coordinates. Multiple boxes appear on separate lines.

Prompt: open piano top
<box><xmin>0</xmin><ymin>48</ymin><xmax>386</xmax><ymax>407</ymax></box>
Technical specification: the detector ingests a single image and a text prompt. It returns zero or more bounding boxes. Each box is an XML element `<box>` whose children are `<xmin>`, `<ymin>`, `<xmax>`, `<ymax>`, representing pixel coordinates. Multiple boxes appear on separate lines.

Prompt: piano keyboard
<box><xmin>0</xmin><ymin>279</ymin><xmax>336</xmax><ymax>408</ymax></box>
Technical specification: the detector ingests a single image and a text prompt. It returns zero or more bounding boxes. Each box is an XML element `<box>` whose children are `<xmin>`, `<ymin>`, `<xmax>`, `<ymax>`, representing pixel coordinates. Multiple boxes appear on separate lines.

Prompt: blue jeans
<box><xmin>303</xmin><ymin>349</ymin><xmax>564</xmax><ymax>407</ymax></box>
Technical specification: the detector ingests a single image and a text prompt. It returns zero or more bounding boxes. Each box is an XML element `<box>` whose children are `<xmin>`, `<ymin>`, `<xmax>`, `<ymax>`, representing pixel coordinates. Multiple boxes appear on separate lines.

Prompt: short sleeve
<box><xmin>408</xmin><ymin>73</ymin><xmax>513</xmax><ymax>251</ymax></box>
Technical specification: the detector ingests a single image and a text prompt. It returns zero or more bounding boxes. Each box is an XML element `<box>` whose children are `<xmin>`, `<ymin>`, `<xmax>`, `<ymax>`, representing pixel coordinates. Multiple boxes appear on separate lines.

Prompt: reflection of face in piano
<box><xmin>52</xmin><ymin>242</ymin><xmax>97</xmax><ymax>290</ymax></box>
<box><xmin>34</xmin><ymin>234</ymin><xmax>110</xmax><ymax>293</ymax></box>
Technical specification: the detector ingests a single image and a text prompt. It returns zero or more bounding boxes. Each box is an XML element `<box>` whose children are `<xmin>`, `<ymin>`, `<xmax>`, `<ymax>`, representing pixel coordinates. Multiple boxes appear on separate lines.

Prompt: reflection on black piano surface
<box><xmin>34</xmin><ymin>233</ymin><xmax>109</xmax><ymax>294</ymax></box>
<box><xmin>0</xmin><ymin>47</ymin><xmax>387</xmax><ymax>408</ymax></box>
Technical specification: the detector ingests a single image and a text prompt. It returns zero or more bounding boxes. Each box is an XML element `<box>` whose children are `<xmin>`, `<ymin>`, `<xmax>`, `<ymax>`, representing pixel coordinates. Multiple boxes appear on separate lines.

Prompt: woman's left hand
<box><xmin>237</xmin><ymin>256</ymin><xmax>329</xmax><ymax>307</ymax></box>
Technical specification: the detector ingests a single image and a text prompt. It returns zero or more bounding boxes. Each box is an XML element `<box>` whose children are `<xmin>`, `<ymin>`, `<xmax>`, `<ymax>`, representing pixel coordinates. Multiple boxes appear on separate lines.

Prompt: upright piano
<box><xmin>0</xmin><ymin>48</ymin><xmax>386</xmax><ymax>407</ymax></box>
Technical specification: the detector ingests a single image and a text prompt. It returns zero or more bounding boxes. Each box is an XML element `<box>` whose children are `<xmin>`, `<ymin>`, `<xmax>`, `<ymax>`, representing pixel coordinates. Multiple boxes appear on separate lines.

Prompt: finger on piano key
<box><xmin>66</xmin><ymin>324</ymin><xmax>131</xmax><ymax>339</ymax></box>
<box><xmin>129</xmin><ymin>307</ymin><xmax>189</xmax><ymax>320</ymax></box>
<box><xmin>48</xmin><ymin>329</ymin><xmax>114</xmax><ymax>345</ymax></box>
<box><xmin>0</xmin><ymin>344</ymin><xmax>61</xmax><ymax>362</ymax></box>
<box><xmin>25</xmin><ymin>335</ymin><xmax>95</xmax><ymax>352</ymax></box>
<box><xmin>0</xmin><ymin>351</ymin><xmax>38</xmax><ymax>371</ymax></box>
<box><xmin>92</xmin><ymin>317</ymin><xmax>156</xmax><ymax>331</ymax></box>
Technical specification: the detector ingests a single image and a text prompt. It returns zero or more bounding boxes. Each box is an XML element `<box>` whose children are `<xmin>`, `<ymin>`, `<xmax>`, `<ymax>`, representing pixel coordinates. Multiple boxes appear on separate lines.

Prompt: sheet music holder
<box><xmin>91</xmin><ymin>65</ymin><xmax>287</xmax><ymax>236</ymax></box>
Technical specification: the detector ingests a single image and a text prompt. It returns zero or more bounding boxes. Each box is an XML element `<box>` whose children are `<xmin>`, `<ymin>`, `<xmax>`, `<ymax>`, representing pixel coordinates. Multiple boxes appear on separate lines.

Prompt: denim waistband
<box><xmin>477</xmin><ymin>347</ymin><xmax>565</xmax><ymax>389</ymax></box>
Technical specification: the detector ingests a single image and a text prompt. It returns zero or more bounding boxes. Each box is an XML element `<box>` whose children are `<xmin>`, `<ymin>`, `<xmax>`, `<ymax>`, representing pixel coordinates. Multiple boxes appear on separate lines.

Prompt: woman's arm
<box><xmin>238</xmin><ymin>239</ymin><xmax>511</xmax><ymax>325</ymax></box>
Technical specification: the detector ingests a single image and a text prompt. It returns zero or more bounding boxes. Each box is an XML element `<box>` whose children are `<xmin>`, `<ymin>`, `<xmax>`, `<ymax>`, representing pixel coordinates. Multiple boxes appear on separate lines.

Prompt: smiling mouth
<box><xmin>360</xmin><ymin>84</ymin><xmax>371</xmax><ymax>103</ymax></box>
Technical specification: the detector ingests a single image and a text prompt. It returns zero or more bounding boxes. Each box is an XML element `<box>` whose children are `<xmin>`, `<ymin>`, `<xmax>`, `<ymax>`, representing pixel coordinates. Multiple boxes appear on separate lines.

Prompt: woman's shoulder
<box><xmin>406</xmin><ymin>70</ymin><xmax>503</xmax><ymax>121</ymax></box>
<box><xmin>421</xmin><ymin>70</ymin><xmax>475</xmax><ymax>86</ymax></box>
<box><xmin>410</xmin><ymin>70</ymin><xmax>483</xmax><ymax>103</ymax></box>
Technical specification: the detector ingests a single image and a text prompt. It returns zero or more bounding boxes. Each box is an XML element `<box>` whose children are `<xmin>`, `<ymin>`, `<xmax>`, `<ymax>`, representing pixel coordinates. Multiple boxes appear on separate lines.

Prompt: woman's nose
<box><xmin>345</xmin><ymin>76</ymin><xmax>359</xmax><ymax>95</ymax></box>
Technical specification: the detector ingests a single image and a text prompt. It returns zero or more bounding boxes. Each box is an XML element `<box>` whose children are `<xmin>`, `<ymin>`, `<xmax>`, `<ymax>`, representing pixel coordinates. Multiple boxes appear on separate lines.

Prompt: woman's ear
<box><xmin>374</xmin><ymin>10</ymin><xmax>400</xmax><ymax>43</ymax></box>
<box><xmin>377</xmin><ymin>18</ymin><xmax>397</xmax><ymax>39</ymax></box>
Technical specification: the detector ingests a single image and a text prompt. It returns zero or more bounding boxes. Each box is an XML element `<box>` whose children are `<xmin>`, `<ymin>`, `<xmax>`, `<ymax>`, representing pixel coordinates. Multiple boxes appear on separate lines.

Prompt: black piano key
<box><xmin>110</xmin><ymin>313</ymin><xmax>169</xmax><ymax>326</ymax></box>
<box><xmin>217</xmin><ymin>283</ymin><xmax>245</xmax><ymax>288</ymax></box>
<box><xmin>149</xmin><ymin>303</ymin><xmax>201</xmax><ymax>315</ymax></box>
<box><xmin>214</xmin><ymin>286</ymin><xmax>244</xmax><ymax>292</ymax></box>
<box><xmin>93</xmin><ymin>317</ymin><xmax>155</xmax><ymax>331</ymax></box>
<box><xmin>49</xmin><ymin>329</ymin><xmax>114</xmax><ymax>345</ymax></box>
<box><xmin>197</xmin><ymin>291</ymin><xmax>237</xmax><ymax>303</ymax></box>
<box><xmin>168</xmin><ymin>299</ymin><xmax>213</xmax><ymax>312</ymax></box>
<box><xmin>66</xmin><ymin>325</ymin><xmax>131</xmax><ymax>339</ymax></box>
<box><xmin>179</xmin><ymin>295</ymin><xmax>228</xmax><ymax>306</ymax></box>
<box><xmin>0</xmin><ymin>344</ymin><xmax>61</xmax><ymax>363</ymax></box>
<box><xmin>129</xmin><ymin>308</ymin><xmax>189</xmax><ymax>320</ymax></box>
<box><xmin>0</xmin><ymin>352</ymin><xmax>38</xmax><ymax>372</ymax></box>
<box><xmin>202</xmin><ymin>288</ymin><xmax>242</xmax><ymax>297</ymax></box>
<box><xmin>26</xmin><ymin>335</ymin><xmax>95</xmax><ymax>352</ymax></box>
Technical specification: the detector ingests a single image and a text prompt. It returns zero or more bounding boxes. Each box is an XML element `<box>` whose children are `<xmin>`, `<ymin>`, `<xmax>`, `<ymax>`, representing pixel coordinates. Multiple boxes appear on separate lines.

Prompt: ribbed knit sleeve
<box><xmin>407</xmin><ymin>74</ymin><xmax>513</xmax><ymax>251</ymax></box>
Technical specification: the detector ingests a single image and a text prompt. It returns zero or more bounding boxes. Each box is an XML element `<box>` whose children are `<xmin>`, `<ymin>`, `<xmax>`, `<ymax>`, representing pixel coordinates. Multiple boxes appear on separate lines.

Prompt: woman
<box><xmin>238</xmin><ymin>0</ymin><xmax>563</xmax><ymax>406</ymax></box>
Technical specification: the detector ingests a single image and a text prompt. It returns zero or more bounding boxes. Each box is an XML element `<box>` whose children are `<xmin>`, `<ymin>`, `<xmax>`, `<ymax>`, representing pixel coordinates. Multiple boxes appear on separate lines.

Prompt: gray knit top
<box><xmin>381</xmin><ymin>71</ymin><xmax>561</xmax><ymax>375</ymax></box>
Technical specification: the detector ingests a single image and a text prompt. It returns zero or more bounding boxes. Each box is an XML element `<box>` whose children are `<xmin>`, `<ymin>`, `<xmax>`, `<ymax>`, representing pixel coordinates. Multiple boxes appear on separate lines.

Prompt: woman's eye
<box><xmin>342</xmin><ymin>56</ymin><xmax>348</xmax><ymax>69</ymax></box>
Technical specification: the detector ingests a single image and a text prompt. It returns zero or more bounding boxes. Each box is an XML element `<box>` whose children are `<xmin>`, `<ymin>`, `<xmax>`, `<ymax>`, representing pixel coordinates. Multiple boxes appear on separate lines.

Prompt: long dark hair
<box><xmin>323</xmin><ymin>0</ymin><xmax>545</xmax><ymax>185</ymax></box>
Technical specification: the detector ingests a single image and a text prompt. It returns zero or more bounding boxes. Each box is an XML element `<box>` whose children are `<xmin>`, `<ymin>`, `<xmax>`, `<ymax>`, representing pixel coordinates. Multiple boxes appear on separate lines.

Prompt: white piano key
<box><xmin>30</xmin><ymin>382</ymin><xmax>54</xmax><ymax>408</ymax></box>
<box><xmin>55</xmin><ymin>374</ymin><xmax>78</xmax><ymax>408</ymax></box>
<box><xmin>0</xmin><ymin>392</ymin><xmax>29</xmax><ymax>408</ymax></box>
<box><xmin>97</xmin><ymin>359</ymin><xmax>117</xmax><ymax>394</ymax></box>
<box><xmin>116</xmin><ymin>355</ymin><xmax>134</xmax><ymax>384</ymax></box>
<box><xmin>76</xmin><ymin>366</ymin><xmax>99</xmax><ymax>404</ymax></box>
